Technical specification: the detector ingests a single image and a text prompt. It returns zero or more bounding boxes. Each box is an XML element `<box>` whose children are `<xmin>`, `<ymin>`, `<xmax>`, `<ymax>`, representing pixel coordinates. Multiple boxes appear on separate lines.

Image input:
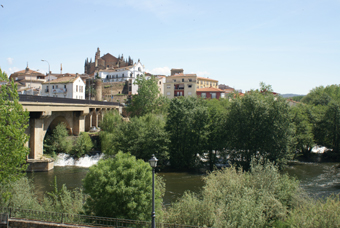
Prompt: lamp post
<box><xmin>148</xmin><ymin>154</ymin><xmax>158</xmax><ymax>228</ymax></box>
<box><xmin>41</xmin><ymin>60</ymin><xmax>50</xmax><ymax>96</ymax></box>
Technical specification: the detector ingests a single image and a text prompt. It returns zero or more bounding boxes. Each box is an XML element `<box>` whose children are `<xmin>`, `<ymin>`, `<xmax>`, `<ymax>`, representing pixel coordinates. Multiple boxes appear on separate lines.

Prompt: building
<box><xmin>164</xmin><ymin>72</ymin><xmax>197</xmax><ymax>99</ymax></box>
<box><xmin>9</xmin><ymin>65</ymin><xmax>46</xmax><ymax>95</ymax></box>
<box><xmin>196</xmin><ymin>77</ymin><xmax>218</xmax><ymax>89</ymax></box>
<box><xmin>41</xmin><ymin>75</ymin><xmax>85</xmax><ymax>99</ymax></box>
<box><xmin>84</xmin><ymin>47</ymin><xmax>136</xmax><ymax>76</ymax></box>
<box><xmin>219</xmin><ymin>84</ymin><xmax>235</xmax><ymax>93</ymax></box>
<box><xmin>196</xmin><ymin>87</ymin><xmax>226</xmax><ymax>99</ymax></box>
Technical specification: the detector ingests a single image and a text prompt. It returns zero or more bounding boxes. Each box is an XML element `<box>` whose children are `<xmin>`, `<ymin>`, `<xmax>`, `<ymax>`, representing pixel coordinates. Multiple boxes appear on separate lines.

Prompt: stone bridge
<box><xmin>19</xmin><ymin>95</ymin><xmax>123</xmax><ymax>160</ymax></box>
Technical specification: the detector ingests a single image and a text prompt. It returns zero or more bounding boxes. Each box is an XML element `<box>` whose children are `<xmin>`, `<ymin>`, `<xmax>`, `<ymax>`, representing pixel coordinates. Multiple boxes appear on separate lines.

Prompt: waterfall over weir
<box><xmin>54</xmin><ymin>153</ymin><xmax>104</xmax><ymax>167</ymax></box>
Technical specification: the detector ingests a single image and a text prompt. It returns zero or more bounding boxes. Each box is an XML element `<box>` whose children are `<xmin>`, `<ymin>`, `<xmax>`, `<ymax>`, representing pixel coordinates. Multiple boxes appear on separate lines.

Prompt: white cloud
<box><xmin>195</xmin><ymin>71</ymin><xmax>211</xmax><ymax>77</ymax></box>
<box><xmin>147</xmin><ymin>66</ymin><xmax>170</xmax><ymax>75</ymax></box>
<box><xmin>7</xmin><ymin>67</ymin><xmax>20</xmax><ymax>75</ymax></box>
<box><xmin>7</xmin><ymin>58</ymin><xmax>13</xmax><ymax>65</ymax></box>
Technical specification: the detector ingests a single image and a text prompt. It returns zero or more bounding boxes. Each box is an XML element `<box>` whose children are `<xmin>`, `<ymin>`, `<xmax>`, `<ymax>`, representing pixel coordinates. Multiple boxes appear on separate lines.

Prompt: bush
<box><xmin>83</xmin><ymin>152</ymin><xmax>164</xmax><ymax>221</ymax></box>
<box><xmin>69</xmin><ymin>132</ymin><xmax>94</xmax><ymax>158</ymax></box>
<box><xmin>165</xmin><ymin>158</ymin><xmax>302</xmax><ymax>227</ymax></box>
<box><xmin>285</xmin><ymin>194</ymin><xmax>340</xmax><ymax>227</ymax></box>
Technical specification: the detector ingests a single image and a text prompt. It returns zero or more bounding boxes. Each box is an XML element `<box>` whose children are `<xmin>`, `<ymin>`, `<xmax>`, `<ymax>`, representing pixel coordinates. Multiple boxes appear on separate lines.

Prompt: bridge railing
<box><xmin>0</xmin><ymin>207</ymin><xmax>208</xmax><ymax>228</ymax></box>
<box><xmin>19</xmin><ymin>94</ymin><xmax>123</xmax><ymax>107</ymax></box>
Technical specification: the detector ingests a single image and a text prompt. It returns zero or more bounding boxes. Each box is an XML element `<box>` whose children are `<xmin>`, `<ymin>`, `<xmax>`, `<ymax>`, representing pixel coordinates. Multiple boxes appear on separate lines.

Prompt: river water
<box><xmin>26</xmin><ymin>154</ymin><xmax>340</xmax><ymax>206</ymax></box>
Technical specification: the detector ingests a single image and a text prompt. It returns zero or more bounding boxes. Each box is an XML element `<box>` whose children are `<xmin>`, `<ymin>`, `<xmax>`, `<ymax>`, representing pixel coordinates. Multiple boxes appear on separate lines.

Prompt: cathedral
<box><xmin>84</xmin><ymin>47</ymin><xmax>134</xmax><ymax>76</ymax></box>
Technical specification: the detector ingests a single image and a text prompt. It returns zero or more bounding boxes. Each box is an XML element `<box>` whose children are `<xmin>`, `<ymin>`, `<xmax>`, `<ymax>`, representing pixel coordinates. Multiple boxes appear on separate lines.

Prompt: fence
<box><xmin>0</xmin><ymin>207</ymin><xmax>207</xmax><ymax>228</ymax></box>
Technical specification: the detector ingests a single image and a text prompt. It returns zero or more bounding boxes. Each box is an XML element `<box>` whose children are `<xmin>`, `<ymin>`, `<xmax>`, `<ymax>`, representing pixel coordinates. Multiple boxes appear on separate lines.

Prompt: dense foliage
<box><xmin>44</xmin><ymin>123</ymin><xmax>94</xmax><ymax>158</ymax></box>
<box><xmin>226</xmin><ymin>91</ymin><xmax>294</xmax><ymax>169</ymax></box>
<box><xmin>126</xmin><ymin>74</ymin><xmax>169</xmax><ymax>117</ymax></box>
<box><xmin>100</xmin><ymin>111</ymin><xmax>169</xmax><ymax>164</ymax></box>
<box><xmin>83</xmin><ymin>152</ymin><xmax>164</xmax><ymax>220</ymax></box>
<box><xmin>165</xmin><ymin>158</ymin><xmax>302</xmax><ymax>227</ymax></box>
<box><xmin>0</xmin><ymin>68</ymin><xmax>29</xmax><ymax>188</ymax></box>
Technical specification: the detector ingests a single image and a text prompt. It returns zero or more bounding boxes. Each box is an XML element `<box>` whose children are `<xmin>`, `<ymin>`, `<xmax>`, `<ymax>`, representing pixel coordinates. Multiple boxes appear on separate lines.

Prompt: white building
<box><xmin>41</xmin><ymin>76</ymin><xmax>85</xmax><ymax>99</ymax></box>
<box><xmin>96</xmin><ymin>60</ymin><xmax>144</xmax><ymax>95</ymax></box>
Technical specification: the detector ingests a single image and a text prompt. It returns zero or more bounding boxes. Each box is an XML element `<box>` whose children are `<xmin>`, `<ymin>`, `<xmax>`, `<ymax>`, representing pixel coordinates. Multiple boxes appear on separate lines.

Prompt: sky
<box><xmin>1</xmin><ymin>0</ymin><xmax>339</xmax><ymax>95</ymax></box>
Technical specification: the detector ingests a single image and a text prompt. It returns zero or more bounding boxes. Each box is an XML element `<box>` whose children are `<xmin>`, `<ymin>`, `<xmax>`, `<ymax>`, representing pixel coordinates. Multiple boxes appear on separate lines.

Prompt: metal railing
<box><xmin>0</xmin><ymin>207</ymin><xmax>208</xmax><ymax>228</ymax></box>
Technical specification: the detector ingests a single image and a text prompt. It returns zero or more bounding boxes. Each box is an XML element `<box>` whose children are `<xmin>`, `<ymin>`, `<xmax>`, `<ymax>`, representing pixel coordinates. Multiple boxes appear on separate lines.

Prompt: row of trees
<box><xmin>101</xmin><ymin>80</ymin><xmax>296</xmax><ymax>170</ymax></box>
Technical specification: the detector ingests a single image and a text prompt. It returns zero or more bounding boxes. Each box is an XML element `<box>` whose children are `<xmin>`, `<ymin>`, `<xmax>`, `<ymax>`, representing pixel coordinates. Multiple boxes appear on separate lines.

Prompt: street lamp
<box><xmin>148</xmin><ymin>154</ymin><xmax>158</xmax><ymax>228</ymax></box>
<box><xmin>41</xmin><ymin>59</ymin><xmax>50</xmax><ymax>96</ymax></box>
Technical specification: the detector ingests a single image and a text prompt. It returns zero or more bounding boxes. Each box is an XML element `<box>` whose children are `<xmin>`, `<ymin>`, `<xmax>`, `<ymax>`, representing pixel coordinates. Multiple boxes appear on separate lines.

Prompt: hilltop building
<box><xmin>85</xmin><ymin>48</ymin><xmax>144</xmax><ymax>95</ymax></box>
<box><xmin>9</xmin><ymin>65</ymin><xmax>46</xmax><ymax>95</ymax></box>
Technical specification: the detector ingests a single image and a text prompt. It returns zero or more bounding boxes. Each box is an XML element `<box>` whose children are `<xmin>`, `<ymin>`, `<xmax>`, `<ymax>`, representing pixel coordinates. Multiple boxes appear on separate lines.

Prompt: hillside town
<box><xmin>6</xmin><ymin>48</ymin><xmax>242</xmax><ymax>102</ymax></box>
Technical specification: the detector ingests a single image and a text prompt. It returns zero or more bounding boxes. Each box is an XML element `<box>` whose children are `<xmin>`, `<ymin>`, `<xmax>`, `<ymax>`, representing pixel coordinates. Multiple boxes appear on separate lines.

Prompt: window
<box><xmin>76</xmin><ymin>85</ymin><xmax>78</xmax><ymax>92</ymax></box>
<box><xmin>188</xmin><ymin>92</ymin><xmax>192</xmax><ymax>95</ymax></box>
<box><xmin>211</xmin><ymin>93</ymin><xmax>216</xmax><ymax>99</ymax></box>
<box><xmin>56</xmin><ymin>85</ymin><xmax>58</xmax><ymax>89</ymax></box>
<box><xmin>188</xmin><ymin>84</ymin><xmax>192</xmax><ymax>88</ymax></box>
<box><xmin>189</xmin><ymin>79</ymin><xmax>192</xmax><ymax>82</ymax></box>
<box><xmin>52</xmin><ymin>85</ymin><xmax>54</xmax><ymax>89</ymax></box>
<box><xmin>173</xmin><ymin>79</ymin><xmax>176</xmax><ymax>82</ymax></box>
<box><xmin>167</xmin><ymin>85</ymin><xmax>171</xmax><ymax>89</ymax></box>
<box><xmin>167</xmin><ymin>92</ymin><xmax>170</xmax><ymax>95</ymax></box>
<box><xmin>201</xmin><ymin>93</ymin><xmax>206</xmax><ymax>98</ymax></box>
<box><xmin>159</xmin><ymin>81</ymin><xmax>161</xmax><ymax>85</ymax></box>
<box><xmin>130</xmin><ymin>73</ymin><xmax>133</xmax><ymax>77</ymax></box>
<box><xmin>182</xmin><ymin>79</ymin><xmax>184</xmax><ymax>82</ymax></box>
<box><xmin>64</xmin><ymin>85</ymin><xmax>66</xmax><ymax>88</ymax></box>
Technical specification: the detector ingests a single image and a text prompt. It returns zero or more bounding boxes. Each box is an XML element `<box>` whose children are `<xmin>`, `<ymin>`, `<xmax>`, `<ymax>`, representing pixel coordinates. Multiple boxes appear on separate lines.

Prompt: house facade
<box><xmin>164</xmin><ymin>73</ymin><xmax>197</xmax><ymax>99</ymax></box>
<box><xmin>41</xmin><ymin>76</ymin><xmax>85</xmax><ymax>99</ymax></box>
<box><xmin>196</xmin><ymin>77</ymin><xmax>218</xmax><ymax>89</ymax></box>
<box><xmin>196</xmin><ymin>87</ymin><xmax>226</xmax><ymax>99</ymax></box>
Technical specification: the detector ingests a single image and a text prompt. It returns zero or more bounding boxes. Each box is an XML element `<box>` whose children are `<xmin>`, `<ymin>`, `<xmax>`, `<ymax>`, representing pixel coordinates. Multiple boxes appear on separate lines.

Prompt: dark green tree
<box><xmin>290</xmin><ymin>104</ymin><xmax>315</xmax><ymax>158</ymax></box>
<box><xmin>101</xmin><ymin>112</ymin><xmax>169</xmax><ymax>164</ymax></box>
<box><xmin>226</xmin><ymin>89</ymin><xmax>294</xmax><ymax>170</ymax></box>
<box><xmin>165</xmin><ymin>97</ymin><xmax>209</xmax><ymax>169</ymax></box>
<box><xmin>0</xmin><ymin>68</ymin><xmax>29</xmax><ymax>186</ymax></box>
<box><xmin>83</xmin><ymin>152</ymin><xmax>164</xmax><ymax>220</ymax></box>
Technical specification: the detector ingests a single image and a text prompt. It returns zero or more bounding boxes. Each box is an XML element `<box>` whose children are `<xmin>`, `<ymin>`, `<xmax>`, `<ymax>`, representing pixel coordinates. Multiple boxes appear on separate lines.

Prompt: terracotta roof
<box><xmin>196</xmin><ymin>87</ymin><xmax>225</xmax><ymax>92</ymax></box>
<box><xmin>197</xmin><ymin>77</ymin><xmax>218</xmax><ymax>82</ymax></box>
<box><xmin>168</xmin><ymin>73</ymin><xmax>197</xmax><ymax>77</ymax></box>
<box><xmin>43</xmin><ymin>76</ymin><xmax>80</xmax><ymax>84</ymax></box>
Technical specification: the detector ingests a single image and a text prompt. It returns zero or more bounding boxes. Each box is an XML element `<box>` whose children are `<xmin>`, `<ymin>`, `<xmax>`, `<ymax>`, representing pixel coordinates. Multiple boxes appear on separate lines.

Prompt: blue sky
<box><xmin>1</xmin><ymin>0</ymin><xmax>339</xmax><ymax>95</ymax></box>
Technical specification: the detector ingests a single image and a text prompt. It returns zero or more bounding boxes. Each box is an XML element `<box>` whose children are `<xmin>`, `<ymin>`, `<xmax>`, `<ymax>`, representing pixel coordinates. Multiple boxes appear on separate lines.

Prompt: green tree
<box><xmin>290</xmin><ymin>104</ymin><xmax>315</xmax><ymax>158</ymax></box>
<box><xmin>165</xmin><ymin>97</ymin><xmax>209</xmax><ymax>169</ymax></box>
<box><xmin>70</xmin><ymin>132</ymin><xmax>94</xmax><ymax>158</ymax></box>
<box><xmin>127</xmin><ymin>74</ymin><xmax>167</xmax><ymax>117</ymax></box>
<box><xmin>226</xmin><ymin>89</ymin><xmax>294</xmax><ymax>170</ymax></box>
<box><xmin>44</xmin><ymin>122</ymin><xmax>72</xmax><ymax>156</ymax></box>
<box><xmin>83</xmin><ymin>152</ymin><xmax>164</xmax><ymax>221</ymax></box>
<box><xmin>0</xmin><ymin>68</ymin><xmax>29</xmax><ymax>186</ymax></box>
<box><xmin>322</xmin><ymin>101</ymin><xmax>340</xmax><ymax>155</ymax></box>
<box><xmin>101</xmin><ymin>112</ymin><xmax>169</xmax><ymax>165</ymax></box>
<box><xmin>205</xmin><ymin>99</ymin><xmax>229</xmax><ymax>171</ymax></box>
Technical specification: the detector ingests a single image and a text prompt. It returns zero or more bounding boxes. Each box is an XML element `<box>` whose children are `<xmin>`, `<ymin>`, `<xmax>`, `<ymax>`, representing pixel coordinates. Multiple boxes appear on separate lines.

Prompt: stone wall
<box><xmin>8</xmin><ymin>219</ymin><xmax>90</xmax><ymax>228</ymax></box>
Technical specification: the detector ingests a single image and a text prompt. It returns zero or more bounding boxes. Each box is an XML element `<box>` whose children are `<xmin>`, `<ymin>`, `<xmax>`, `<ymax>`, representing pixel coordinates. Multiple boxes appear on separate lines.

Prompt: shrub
<box><xmin>69</xmin><ymin>132</ymin><xmax>94</xmax><ymax>158</ymax></box>
<box><xmin>83</xmin><ymin>152</ymin><xmax>164</xmax><ymax>221</ymax></box>
<box><xmin>165</xmin><ymin>158</ymin><xmax>302</xmax><ymax>227</ymax></box>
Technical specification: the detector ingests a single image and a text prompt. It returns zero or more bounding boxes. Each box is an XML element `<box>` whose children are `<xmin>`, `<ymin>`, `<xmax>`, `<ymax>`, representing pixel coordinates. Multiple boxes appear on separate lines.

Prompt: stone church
<box><xmin>84</xmin><ymin>47</ymin><xmax>134</xmax><ymax>76</ymax></box>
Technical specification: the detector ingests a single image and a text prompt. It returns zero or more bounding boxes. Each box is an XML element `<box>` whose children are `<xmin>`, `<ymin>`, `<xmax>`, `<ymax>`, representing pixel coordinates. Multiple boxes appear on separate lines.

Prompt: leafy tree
<box><xmin>101</xmin><ymin>112</ymin><xmax>169</xmax><ymax>164</ymax></box>
<box><xmin>44</xmin><ymin>123</ymin><xmax>72</xmax><ymax>156</ymax></box>
<box><xmin>165</xmin><ymin>97</ymin><xmax>209</xmax><ymax>169</ymax></box>
<box><xmin>205</xmin><ymin>99</ymin><xmax>229</xmax><ymax>171</ymax></box>
<box><xmin>301</xmin><ymin>85</ymin><xmax>340</xmax><ymax>106</ymax></box>
<box><xmin>322</xmin><ymin>101</ymin><xmax>340</xmax><ymax>155</ymax></box>
<box><xmin>83</xmin><ymin>152</ymin><xmax>164</xmax><ymax>221</ymax></box>
<box><xmin>225</xmin><ymin>90</ymin><xmax>294</xmax><ymax>170</ymax></box>
<box><xmin>0</xmin><ymin>68</ymin><xmax>29</xmax><ymax>186</ymax></box>
<box><xmin>290</xmin><ymin>104</ymin><xmax>315</xmax><ymax>158</ymax></box>
<box><xmin>127</xmin><ymin>74</ymin><xmax>167</xmax><ymax>117</ymax></box>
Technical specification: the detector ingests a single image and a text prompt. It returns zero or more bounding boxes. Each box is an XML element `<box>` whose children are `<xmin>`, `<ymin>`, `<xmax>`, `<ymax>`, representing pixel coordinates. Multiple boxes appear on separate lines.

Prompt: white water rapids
<box><xmin>54</xmin><ymin>153</ymin><xmax>104</xmax><ymax>167</ymax></box>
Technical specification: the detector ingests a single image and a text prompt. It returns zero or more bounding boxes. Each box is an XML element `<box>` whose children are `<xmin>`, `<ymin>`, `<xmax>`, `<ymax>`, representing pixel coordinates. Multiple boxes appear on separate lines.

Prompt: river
<box><xmin>26</xmin><ymin>154</ymin><xmax>340</xmax><ymax>206</ymax></box>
